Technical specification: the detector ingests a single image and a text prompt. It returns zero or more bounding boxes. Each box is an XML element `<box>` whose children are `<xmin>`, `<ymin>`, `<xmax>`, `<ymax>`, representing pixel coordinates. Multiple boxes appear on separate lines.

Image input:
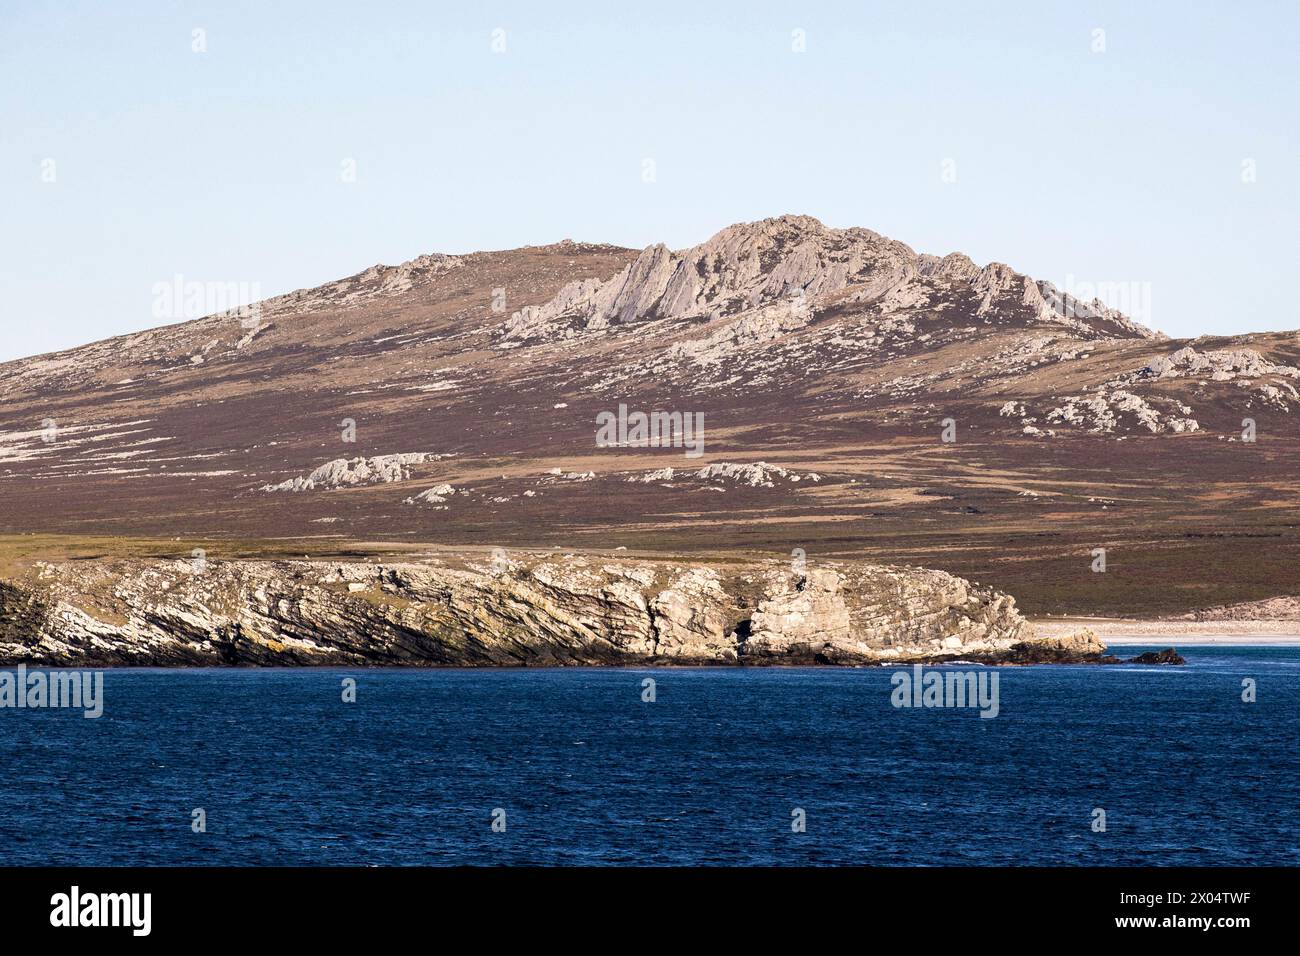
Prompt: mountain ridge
<box><xmin>0</xmin><ymin>214</ymin><xmax>1166</xmax><ymax>376</ymax></box>
<box><xmin>2</xmin><ymin>214</ymin><xmax>1299</xmax><ymax>621</ymax></box>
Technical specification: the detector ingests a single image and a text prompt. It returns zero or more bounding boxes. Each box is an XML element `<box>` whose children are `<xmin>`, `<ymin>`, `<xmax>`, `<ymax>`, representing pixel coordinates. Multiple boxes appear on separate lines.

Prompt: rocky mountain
<box><xmin>2</xmin><ymin>214</ymin><xmax>1298</xmax><ymax>654</ymax></box>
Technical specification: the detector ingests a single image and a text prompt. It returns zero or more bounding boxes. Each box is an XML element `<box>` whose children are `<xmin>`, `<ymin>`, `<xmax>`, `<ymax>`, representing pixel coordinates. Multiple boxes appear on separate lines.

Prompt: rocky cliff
<box><xmin>0</xmin><ymin>552</ymin><xmax>1104</xmax><ymax>667</ymax></box>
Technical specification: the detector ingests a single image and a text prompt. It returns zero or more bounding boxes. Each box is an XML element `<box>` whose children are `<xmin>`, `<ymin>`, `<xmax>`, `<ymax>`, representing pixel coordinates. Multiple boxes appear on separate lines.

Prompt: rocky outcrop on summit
<box><xmin>262</xmin><ymin>252</ymin><xmax>464</xmax><ymax>316</ymax></box>
<box><xmin>0</xmin><ymin>552</ymin><xmax>1074</xmax><ymax>667</ymax></box>
<box><xmin>499</xmin><ymin>215</ymin><xmax>1162</xmax><ymax>346</ymax></box>
<box><xmin>501</xmin><ymin>216</ymin><xmax>914</xmax><ymax>341</ymax></box>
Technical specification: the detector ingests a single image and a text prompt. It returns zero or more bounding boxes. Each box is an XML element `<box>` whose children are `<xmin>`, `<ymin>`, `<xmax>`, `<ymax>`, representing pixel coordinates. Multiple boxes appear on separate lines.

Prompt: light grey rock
<box><xmin>0</xmin><ymin>553</ymin><xmax>1056</xmax><ymax>667</ymax></box>
<box><xmin>263</xmin><ymin>453</ymin><xmax>440</xmax><ymax>492</ymax></box>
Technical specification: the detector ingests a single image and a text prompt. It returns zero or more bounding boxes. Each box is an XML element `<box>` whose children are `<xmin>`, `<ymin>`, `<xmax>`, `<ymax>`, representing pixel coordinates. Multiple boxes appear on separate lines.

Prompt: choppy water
<box><xmin>1</xmin><ymin>645</ymin><xmax>1295</xmax><ymax>865</ymax></box>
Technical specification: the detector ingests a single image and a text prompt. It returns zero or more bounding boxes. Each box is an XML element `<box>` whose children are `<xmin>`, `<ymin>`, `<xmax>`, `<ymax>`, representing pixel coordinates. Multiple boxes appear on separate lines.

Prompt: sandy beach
<box><xmin>1033</xmin><ymin>617</ymin><xmax>1300</xmax><ymax>644</ymax></box>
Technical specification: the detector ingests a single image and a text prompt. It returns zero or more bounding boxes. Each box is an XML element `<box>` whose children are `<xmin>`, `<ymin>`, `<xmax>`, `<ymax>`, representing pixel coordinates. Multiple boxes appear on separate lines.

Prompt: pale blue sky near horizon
<box><xmin>1</xmin><ymin>0</ymin><xmax>1297</xmax><ymax>362</ymax></box>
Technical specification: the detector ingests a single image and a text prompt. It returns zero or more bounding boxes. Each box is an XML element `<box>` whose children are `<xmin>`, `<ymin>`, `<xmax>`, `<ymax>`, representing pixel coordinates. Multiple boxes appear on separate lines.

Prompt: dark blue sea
<box><xmin>2</xmin><ymin>645</ymin><xmax>1296</xmax><ymax>866</ymax></box>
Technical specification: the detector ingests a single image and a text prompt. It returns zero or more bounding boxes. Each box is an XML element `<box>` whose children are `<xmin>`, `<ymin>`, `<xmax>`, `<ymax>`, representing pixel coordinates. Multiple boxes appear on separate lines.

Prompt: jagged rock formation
<box><xmin>0</xmin><ymin>553</ymin><xmax>1096</xmax><ymax>667</ymax></box>
<box><xmin>501</xmin><ymin>216</ymin><xmax>911</xmax><ymax>342</ymax></box>
<box><xmin>262</xmin><ymin>453</ymin><xmax>443</xmax><ymax>492</ymax></box>
<box><xmin>499</xmin><ymin>215</ymin><xmax>1163</xmax><ymax>348</ymax></box>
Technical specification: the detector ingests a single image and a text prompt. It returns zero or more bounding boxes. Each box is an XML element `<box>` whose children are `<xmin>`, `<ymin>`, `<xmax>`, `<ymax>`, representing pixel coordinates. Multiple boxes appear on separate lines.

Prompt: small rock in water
<box><xmin>1125</xmin><ymin>648</ymin><xmax>1186</xmax><ymax>665</ymax></box>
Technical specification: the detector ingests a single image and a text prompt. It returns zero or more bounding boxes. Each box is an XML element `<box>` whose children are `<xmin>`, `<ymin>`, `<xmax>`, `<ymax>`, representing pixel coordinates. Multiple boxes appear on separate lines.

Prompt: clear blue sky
<box><xmin>2</xmin><ymin>0</ymin><xmax>1296</xmax><ymax>361</ymax></box>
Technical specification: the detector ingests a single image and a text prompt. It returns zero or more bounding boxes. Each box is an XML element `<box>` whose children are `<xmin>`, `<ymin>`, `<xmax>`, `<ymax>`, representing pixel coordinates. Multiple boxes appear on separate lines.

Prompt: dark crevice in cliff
<box><xmin>0</xmin><ymin>582</ymin><xmax>50</xmax><ymax>647</ymax></box>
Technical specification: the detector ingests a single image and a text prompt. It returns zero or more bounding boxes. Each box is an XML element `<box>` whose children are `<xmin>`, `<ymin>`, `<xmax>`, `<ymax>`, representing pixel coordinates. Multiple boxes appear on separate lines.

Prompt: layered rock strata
<box><xmin>0</xmin><ymin>554</ymin><xmax>1105</xmax><ymax>667</ymax></box>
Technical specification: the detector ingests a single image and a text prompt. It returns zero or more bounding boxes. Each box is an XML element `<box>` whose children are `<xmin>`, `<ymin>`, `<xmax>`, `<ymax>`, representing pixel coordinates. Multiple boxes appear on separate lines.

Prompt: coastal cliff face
<box><xmin>0</xmin><ymin>553</ymin><xmax>1103</xmax><ymax>667</ymax></box>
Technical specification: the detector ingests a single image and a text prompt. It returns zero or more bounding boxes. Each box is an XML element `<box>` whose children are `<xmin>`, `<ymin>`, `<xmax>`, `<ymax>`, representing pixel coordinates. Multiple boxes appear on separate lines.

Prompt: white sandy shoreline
<box><xmin>1032</xmin><ymin>617</ymin><xmax>1300</xmax><ymax>644</ymax></box>
<box><xmin>1099</xmin><ymin>636</ymin><xmax>1300</xmax><ymax>646</ymax></box>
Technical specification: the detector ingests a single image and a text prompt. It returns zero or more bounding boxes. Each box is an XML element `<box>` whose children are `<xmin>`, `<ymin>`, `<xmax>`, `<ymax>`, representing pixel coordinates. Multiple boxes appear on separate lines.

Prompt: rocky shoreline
<box><xmin>0</xmin><ymin>551</ymin><xmax>1127</xmax><ymax>668</ymax></box>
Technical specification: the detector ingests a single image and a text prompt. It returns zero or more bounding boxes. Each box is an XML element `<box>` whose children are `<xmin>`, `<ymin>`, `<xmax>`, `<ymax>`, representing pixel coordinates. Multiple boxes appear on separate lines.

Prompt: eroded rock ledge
<box><xmin>0</xmin><ymin>554</ymin><xmax>1106</xmax><ymax>667</ymax></box>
